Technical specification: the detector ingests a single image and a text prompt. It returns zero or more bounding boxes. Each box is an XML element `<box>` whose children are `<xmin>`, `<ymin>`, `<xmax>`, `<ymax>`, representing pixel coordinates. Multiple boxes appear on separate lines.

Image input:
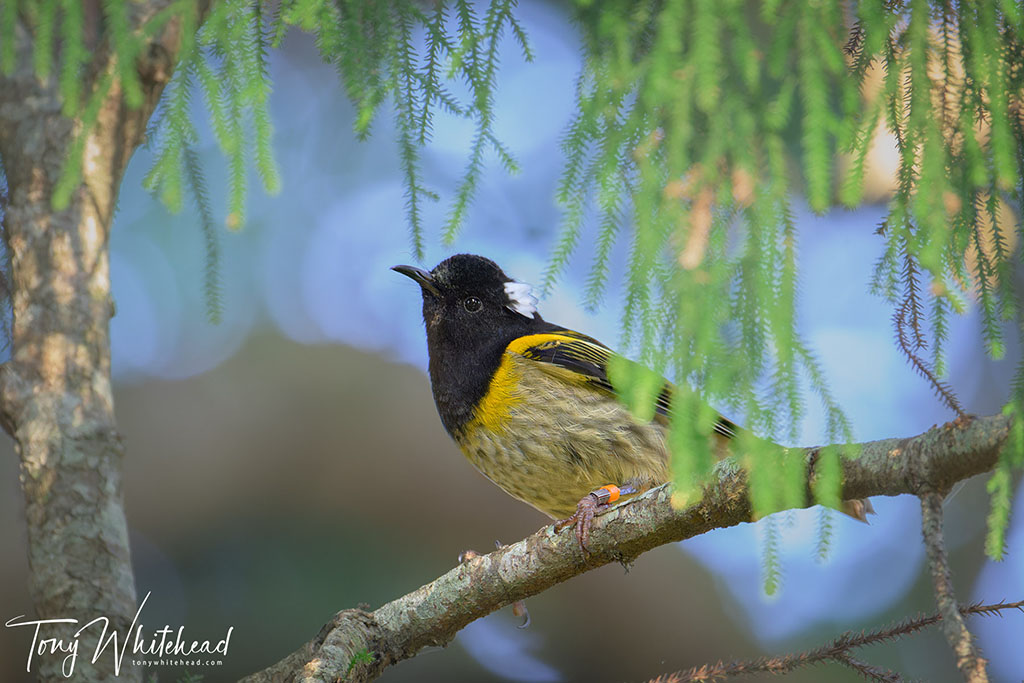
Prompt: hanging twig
<box><xmin>920</xmin><ymin>491</ymin><xmax>989</xmax><ymax>682</ymax></box>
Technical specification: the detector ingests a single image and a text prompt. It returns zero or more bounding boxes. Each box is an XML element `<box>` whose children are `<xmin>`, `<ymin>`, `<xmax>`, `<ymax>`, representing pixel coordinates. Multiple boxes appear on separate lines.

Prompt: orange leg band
<box><xmin>598</xmin><ymin>484</ymin><xmax>621</xmax><ymax>503</ymax></box>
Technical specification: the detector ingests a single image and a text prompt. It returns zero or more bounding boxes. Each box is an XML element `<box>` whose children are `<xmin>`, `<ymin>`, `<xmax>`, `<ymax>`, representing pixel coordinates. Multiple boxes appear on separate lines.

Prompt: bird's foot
<box><xmin>554</xmin><ymin>485</ymin><xmax>623</xmax><ymax>557</ymax></box>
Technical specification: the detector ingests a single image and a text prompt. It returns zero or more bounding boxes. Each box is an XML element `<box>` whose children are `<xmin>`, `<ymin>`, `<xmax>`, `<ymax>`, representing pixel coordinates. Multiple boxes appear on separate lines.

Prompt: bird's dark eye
<box><xmin>463</xmin><ymin>297</ymin><xmax>482</xmax><ymax>313</ymax></box>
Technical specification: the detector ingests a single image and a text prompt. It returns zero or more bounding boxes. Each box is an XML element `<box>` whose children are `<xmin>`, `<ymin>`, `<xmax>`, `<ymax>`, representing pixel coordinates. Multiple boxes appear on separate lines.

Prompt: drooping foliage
<box><xmin>271</xmin><ymin>0</ymin><xmax>531</xmax><ymax>256</ymax></box>
<box><xmin>1</xmin><ymin>0</ymin><xmax>1022</xmax><ymax>572</ymax></box>
<box><xmin>545</xmin><ymin>0</ymin><xmax>1024</xmax><ymax>565</ymax></box>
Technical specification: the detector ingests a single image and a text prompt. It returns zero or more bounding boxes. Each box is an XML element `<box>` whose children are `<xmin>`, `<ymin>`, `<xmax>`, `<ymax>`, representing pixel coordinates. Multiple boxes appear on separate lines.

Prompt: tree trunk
<box><xmin>0</xmin><ymin>6</ymin><xmax>195</xmax><ymax>680</ymax></box>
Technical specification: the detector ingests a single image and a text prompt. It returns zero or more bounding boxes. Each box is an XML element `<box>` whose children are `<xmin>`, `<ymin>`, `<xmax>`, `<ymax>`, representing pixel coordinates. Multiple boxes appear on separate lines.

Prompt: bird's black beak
<box><xmin>392</xmin><ymin>264</ymin><xmax>441</xmax><ymax>297</ymax></box>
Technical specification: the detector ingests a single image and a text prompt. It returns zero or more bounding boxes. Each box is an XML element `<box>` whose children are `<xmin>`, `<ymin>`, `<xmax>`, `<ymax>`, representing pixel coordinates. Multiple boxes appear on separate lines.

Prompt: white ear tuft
<box><xmin>504</xmin><ymin>281</ymin><xmax>538</xmax><ymax>318</ymax></box>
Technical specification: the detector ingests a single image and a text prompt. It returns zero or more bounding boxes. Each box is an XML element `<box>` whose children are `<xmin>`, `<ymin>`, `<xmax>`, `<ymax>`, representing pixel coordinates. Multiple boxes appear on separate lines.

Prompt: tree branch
<box><xmin>920</xmin><ymin>491</ymin><xmax>989</xmax><ymax>681</ymax></box>
<box><xmin>241</xmin><ymin>413</ymin><xmax>1012</xmax><ymax>683</ymax></box>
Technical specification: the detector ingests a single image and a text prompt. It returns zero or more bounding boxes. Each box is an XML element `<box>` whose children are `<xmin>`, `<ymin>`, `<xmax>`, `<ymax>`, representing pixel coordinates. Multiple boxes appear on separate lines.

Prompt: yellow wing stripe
<box><xmin>504</xmin><ymin>332</ymin><xmax>592</xmax><ymax>356</ymax></box>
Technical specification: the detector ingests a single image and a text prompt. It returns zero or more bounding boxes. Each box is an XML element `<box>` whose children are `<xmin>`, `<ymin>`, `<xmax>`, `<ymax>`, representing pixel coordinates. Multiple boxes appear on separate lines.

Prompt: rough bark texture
<box><xmin>0</xmin><ymin>3</ymin><xmax>202</xmax><ymax>680</ymax></box>
<box><xmin>241</xmin><ymin>413</ymin><xmax>1012</xmax><ymax>683</ymax></box>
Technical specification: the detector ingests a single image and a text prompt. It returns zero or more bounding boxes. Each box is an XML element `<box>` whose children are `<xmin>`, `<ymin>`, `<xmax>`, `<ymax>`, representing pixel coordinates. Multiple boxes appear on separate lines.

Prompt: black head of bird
<box><xmin>392</xmin><ymin>253</ymin><xmax>541</xmax><ymax>337</ymax></box>
<box><xmin>392</xmin><ymin>255</ymin><xmax>547</xmax><ymax>387</ymax></box>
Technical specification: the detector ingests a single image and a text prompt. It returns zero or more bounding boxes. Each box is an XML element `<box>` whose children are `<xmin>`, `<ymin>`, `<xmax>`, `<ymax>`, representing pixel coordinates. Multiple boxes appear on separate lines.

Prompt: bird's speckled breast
<box><xmin>454</xmin><ymin>353</ymin><xmax>670</xmax><ymax>519</ymax></box>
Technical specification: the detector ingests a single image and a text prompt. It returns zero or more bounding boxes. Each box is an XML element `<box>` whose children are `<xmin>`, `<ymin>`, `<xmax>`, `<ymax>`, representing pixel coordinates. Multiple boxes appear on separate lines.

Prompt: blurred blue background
<box><xmin>1</xmin><ymin>2</ymin><xmax>1021</xmax><ymax>681</ymax></box>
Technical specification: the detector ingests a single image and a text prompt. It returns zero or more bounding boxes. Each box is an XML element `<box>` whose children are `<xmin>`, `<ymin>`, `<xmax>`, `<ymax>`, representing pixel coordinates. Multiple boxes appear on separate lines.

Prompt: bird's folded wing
<box><xmin>504</xmin><ymin>328</ymin><xmax>737</xmax><ymax>439</ymax></box>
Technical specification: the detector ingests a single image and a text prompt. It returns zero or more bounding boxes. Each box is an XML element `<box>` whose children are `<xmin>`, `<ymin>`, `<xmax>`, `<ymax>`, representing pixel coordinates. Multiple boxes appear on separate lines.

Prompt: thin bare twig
<box><xmin>653</xmin><ymin>600</ymin><xmax>1024</xmax><ymax>682</ymax></box>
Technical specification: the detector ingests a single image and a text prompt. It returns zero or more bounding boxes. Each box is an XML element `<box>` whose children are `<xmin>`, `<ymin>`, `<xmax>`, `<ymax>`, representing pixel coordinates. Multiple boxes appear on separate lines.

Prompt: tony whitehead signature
<box><xmin>5</xmin><ymin>591</ymin><xmax>233</xmax><ymax>677</ymax></box>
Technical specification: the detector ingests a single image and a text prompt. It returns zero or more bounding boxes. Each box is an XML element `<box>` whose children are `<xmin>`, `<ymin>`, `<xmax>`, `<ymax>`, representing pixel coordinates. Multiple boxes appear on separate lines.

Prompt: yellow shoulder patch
<box><xmin>468</xmin><ymin>352</ymin><xmax>523</xmax><ymax>433</ymax></box>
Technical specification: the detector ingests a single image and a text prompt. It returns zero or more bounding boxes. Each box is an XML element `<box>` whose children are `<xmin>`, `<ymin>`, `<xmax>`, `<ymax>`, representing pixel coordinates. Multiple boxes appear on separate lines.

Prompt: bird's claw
<box><xmin>512</xmin><ymin>600</ymin><xmax>530</xmax><ymax>628</ymax></box>
<box><xmin>554</xmin><ymin>492</ymin><xmax>600</xmax><ymax>557</ymax></box>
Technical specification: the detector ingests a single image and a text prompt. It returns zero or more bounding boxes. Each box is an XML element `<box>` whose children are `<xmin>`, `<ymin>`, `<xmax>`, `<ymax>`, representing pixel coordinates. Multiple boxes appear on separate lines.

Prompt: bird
<box><xmin>394</xmin><ymin>253</ymin><xmax>873</xmax><ymax>553</ymax></box>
